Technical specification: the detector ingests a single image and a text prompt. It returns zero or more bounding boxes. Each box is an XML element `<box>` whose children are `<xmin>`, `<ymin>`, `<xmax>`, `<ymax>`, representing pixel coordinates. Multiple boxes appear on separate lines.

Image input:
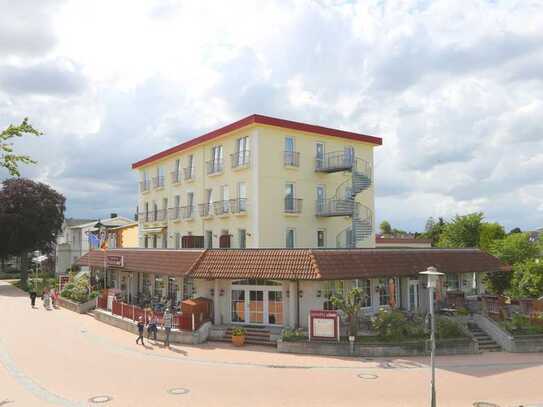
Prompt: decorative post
<box><xmin>419</xmin><ymin>266</ymin><xmax>444</xmax><ymax>407</ymax></box>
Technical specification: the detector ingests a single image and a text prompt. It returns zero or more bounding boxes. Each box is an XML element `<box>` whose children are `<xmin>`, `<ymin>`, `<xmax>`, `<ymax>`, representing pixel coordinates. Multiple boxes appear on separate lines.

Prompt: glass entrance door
<box><xmin>230</xmin><ymin>281</ymin><xmax>284</xmax><ymax>326</ymax></box>
<box><xmin>249</xmin><ymin>290</ymin><xmax>264</xmax><ymax>324</ymax></box>
<box><xmin>231</xmin><ymin>289</ymin><xmax>245</xmax><ymax>322</ymax></box>
<box><xmin>408</xmin><ymin>280</ymin><xmax>419</xmax><ymax>311</ymax></box>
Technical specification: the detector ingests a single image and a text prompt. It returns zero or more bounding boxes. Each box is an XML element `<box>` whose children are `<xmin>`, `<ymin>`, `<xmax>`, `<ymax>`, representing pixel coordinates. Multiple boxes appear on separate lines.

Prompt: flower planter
<box><xmin>231</xmin><ymin>335</ymin><xmax>246</xmax><ymax>347</ymax></box>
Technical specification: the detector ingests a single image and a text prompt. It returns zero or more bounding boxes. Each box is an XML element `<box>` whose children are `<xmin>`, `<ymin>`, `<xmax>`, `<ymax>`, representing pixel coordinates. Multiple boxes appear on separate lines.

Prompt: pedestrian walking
<box><xmin>50</xmin><ymin>288</ymin><xmax>58</xmax><ymax>308</ymax></box>
<box><xmin>42</xmin><ymin>289</ymin><xmax>51</xmax><ymax>310</ymax></box>
<box><xmin>29</xmin><ymin>290</ymin><xmax>37</xmax><ymax>308</ymax></box>
<box><xmin>163</xmin><ymin>308</ymin><xmax>173</xmax><ymax>347</ymax></box>
<box><xmin>136</xmin><ymin>316</ymin><xmax>145</xmax><ymax>345</ymax></box>
<box><xmin>147</xmin><ymin>312</ymin><xmax>158</xmax><ymax>341</ymax></box>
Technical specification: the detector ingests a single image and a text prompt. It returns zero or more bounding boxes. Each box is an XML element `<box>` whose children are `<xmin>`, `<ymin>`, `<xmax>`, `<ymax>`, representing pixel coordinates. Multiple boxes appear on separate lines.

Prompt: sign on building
<box><xmin>106</xmin><ymin>255</ymin><xmax>124</xmax><ymax>267</ymax></box>
<box><xmin>308</xmin><ymin>310</ymin><xmax>340</xmax><ymax>342</ymax></box>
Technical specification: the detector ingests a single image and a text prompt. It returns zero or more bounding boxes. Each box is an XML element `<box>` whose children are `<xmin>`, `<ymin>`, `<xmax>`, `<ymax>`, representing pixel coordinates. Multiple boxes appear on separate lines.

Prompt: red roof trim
<box><xmin>131</xmin><ymin>114</ymin><xmax>382</xmax><ymax>169</ymax></box>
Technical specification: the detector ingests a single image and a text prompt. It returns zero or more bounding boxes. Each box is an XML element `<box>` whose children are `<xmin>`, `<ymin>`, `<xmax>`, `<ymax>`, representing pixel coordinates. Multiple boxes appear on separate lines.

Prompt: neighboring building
<box><xmin>108</xmin><ymin>222</ymin><xmax>139</xmax><ymax>249</ymax></box>
<box><xmin>376</xmin><ymin>235</ymin><xmax>432</xmax><ymax>248</ymax></box>
<box><xmin>132</xmin><ymin>114</ymin><xmax>381</xmax><ymax>250</ymax></box>
<box><xmin>55</xmin><ymin>215</ymin><xmax>133</xmax><ymax>274</ymax></box>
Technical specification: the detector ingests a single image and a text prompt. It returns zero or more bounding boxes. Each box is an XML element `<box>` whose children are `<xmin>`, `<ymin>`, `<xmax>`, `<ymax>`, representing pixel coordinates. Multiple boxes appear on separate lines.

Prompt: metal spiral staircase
<box><xmin>315</xmin><ymin>151</ymin><xmax>373</xmax><ymax>248</ymax></box>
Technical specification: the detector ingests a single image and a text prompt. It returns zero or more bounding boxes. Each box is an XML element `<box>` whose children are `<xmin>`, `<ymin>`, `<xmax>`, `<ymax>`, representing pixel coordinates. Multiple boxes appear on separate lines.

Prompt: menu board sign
<box><xmin>106</xmin><ymin>255</ymin><xmax>124</xmax><ymax>267</ymax></box>
<box><xmin>309</xmin><ymin>310</ymin><xmax>339</xmax><ymax>341</ymax></box>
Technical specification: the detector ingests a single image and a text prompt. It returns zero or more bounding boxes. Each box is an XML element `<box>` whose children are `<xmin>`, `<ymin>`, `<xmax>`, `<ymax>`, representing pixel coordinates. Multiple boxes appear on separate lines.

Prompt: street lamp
<box><xmin>419</xmin><ymin>266</ymin><xmax>444</xmax><ymax>407</ymax></box>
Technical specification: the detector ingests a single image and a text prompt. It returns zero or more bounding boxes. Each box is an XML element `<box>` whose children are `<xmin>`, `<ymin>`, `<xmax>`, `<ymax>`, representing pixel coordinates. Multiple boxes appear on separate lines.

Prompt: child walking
<box><xmin>136</xmin><ymin>316</ymin><xmax>145</xmax><ymax>346</ymax></box>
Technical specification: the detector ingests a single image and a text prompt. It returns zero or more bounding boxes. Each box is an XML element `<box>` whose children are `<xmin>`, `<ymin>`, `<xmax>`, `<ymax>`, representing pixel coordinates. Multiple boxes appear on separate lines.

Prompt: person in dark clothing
<box><xmin>29</xmin><ymin>291</ymin><xmax>37</xmax><ymax>308</ymax></box>
<box><xmin>136</xmin><ymin>316</ymin><xmax>145</xmax><ymax>345</ymax></box>
<box><xmin>147</xmin><ymin>313</ymin><xmax>158</xmax><ymax>341</ymax></box>
<box><xmin>163</xmin><ymin>308</ymin><xmax>173</xmax><ymax>347</ymax></box>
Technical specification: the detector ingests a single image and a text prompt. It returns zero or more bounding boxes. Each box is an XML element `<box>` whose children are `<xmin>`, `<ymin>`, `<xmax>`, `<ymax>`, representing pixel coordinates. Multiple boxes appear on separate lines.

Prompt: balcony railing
<box><xmin>213</xmin><ymin>200</ymin><xmax>230</xmax><ymax>216</ymax></box>
<box><xmin>198</xmin><ymin>203</ymin><xmax>213</xmax><ymax>217</ymax></box>
<box><xmin>181</xmin><ymin>205</ymin><xmax>195</xmax><ymax>220</ymax></box>
<box><xmin>139</xmin><ymin>180</ymin><xmax>150</xmax><ymax>193</ymax></box>
<box><xmin>231</xmin><ymin>150</ymin><xmax>250</xmax><ymax>169</ymax></box>
<box><xmin>315</xmin><ymin>151</ymin><xmax>354</xmax><ymax>172</ymax></box>
<box><xmin>152</xmin><ymin>176</ymin><xmax>165</xmax><ymax>189</ymax></box>
<box><xmin>184</xmin><ymin>167</ymin><xmax>195</xmax><ymax>181</ymax></box>
<box><xmin>284</xmin><ymin>197</ymin><xmax>303</xmax><ymax>214</ymax></box>
<box><xmin>137</xmin><ymin>212</ymin><xmax>149</xmax><ymax>223</ymax></box>
<box><xmin>206</xmin><ymin>159</ymin><xmax>224</xmax><ymax>175</ymax></box>
<box><xmin>153</xmin><ymin>209</ymin><xmax>167</xmax><ymax>222</ymax></box>
<box><xmin>171</xmin><ymin>170</ymin><xmax>181</xmax><ymax>184</ymax></box>
<box><xmin>229</xmin><ymin>198</ymin><xmax>248</xmax><ymax>214</ymax></box>
<box><xmin>316</xmin><ymin>199</ymin><xmax>355</xmax><ymax>217</ymax></box>
<box><xmin>169</xmin><ymin>206</ymin><xmax>181</xmax><ymax>221</ymax></box>
<box><xmin>284</xmin><ymin>151</ymin><xmax>300</xmax><ymax>167</ymax></box>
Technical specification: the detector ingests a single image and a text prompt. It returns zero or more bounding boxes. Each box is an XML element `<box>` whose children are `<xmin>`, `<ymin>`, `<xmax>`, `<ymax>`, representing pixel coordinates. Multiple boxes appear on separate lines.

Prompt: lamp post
<box><xmin>419</xmin><ymin>266</ymin><xmax>444</xmax><ymax>407</ymax></box>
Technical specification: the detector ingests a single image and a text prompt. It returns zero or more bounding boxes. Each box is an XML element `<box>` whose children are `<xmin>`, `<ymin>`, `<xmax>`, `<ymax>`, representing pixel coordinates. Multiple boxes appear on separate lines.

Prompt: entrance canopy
<box><xmin>76</xmin><ymin>248</ymin><xmax>508</xmax><ymax>280</ymax></box>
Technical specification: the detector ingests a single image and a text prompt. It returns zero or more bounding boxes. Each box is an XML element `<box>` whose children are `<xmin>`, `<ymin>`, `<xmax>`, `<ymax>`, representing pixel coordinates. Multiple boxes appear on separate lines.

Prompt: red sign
<box><xmin>106</xmin><ymin>255</ymin><xmax>124</xmax><ymax>267</ymax></box>
<box><xmin>309</xmin><ymin>310</ymin><xmax>339</xmax><ymax>342</ymax></box>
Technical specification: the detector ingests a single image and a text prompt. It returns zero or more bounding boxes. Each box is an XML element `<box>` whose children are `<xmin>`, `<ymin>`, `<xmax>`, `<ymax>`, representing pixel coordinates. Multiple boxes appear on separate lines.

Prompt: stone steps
<box><xmin>218</xmin><ymin>327</ymin><xmax>276</xmax><ymax>346</ymax></box>
<box><xmin>468</xmin><ymin>323</ymin><xmax>502</xmax><ymax>352</ymax></box>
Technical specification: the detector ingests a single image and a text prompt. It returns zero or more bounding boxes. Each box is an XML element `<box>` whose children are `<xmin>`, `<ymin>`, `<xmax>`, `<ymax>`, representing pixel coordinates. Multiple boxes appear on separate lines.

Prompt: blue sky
<box><xmin>1</xmin><ymin>0</ymin><xmax>542</xmax><ymax>232</ymax></box>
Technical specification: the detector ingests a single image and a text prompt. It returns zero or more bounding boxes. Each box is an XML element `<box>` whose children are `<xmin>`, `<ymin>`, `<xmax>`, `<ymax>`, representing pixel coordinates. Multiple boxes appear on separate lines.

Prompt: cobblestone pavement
<box><xmin>0</xmin><ymin>281</ymin><xmax>542</xmax><ymax>407</ymax></box>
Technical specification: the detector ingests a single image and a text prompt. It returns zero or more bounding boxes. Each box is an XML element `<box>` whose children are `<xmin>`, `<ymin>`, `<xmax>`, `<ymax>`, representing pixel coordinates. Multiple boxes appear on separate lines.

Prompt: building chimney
<box><xmin>110</xmin><ymin>213</ymin><xmax>118</xmax><ymax>218</ymax></box>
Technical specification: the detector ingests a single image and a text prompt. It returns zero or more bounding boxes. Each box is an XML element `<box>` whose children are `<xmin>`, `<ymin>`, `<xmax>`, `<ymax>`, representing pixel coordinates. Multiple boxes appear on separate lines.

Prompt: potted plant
<box><xmin>231</xmin><ymin>327</ymin><xmax>246</xmax><ymax>346</ymax></box>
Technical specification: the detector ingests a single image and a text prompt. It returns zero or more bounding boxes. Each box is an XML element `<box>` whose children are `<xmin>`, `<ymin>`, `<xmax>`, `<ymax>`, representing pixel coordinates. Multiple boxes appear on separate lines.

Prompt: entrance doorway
<box><xmin>230</xmin><ymin>280</ymin><xmax>284</xmax><ymax>325</ymax></box>
<box><xmin>408</xmin><ymin>279</ymin><xmax>419</xmax><ymax>312</ymax></box>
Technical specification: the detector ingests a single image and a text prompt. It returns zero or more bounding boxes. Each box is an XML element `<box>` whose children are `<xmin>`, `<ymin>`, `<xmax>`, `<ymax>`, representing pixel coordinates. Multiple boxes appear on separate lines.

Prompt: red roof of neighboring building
<box><xmin>77</xmin><ymin>248</ymin><xmax>508</xmax><ymax>280</ymax></box>
<box><xmin>376</xmin><ymin>235</ymin><xmax>432</xmax><ymax>244</ymax></box>
<box><xmin>131</xmin><ymin>114</ymin><xmax>383</xmax><ymax>169</ymax></box>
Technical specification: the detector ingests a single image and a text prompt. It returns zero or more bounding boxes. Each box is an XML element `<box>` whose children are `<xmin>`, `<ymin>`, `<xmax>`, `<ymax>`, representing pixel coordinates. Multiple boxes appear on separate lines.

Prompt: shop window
<box><xmin>322</xmin><ymin>280</ymin><xmax>344</xmax><ymax>299</ymax></box>
<box><xmin>446</xmin><ymin>273</ymin><xmax>460</xmax><ymax>291</ymax></box>
<box><xmin>353</xmin><ymin>279</ymin><xmax>372</xmax><ymax>307</ymax></box>
<box><xmin>376</xmin><ymin>278</ymin><xmax>390</xmax><ymax>306</ymax></box>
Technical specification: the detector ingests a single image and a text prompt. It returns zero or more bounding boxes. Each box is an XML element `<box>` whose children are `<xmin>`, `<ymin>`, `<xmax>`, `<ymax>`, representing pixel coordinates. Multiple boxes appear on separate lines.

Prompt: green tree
<box><xmin>437</xmin><ymin>213</ymin><xmax>484</xmax><ymax>248</ymax></box>
<box><xmin>380</xmin><ymin>220</ymin><xmax>392</xmax><ymax>235</ymax></box>
<box><xmin>423</xmin><ymin>217</ymin><xmax>446</xmax><ymax>246</ymax></box>
<box><xmin>331</xmin><ymin>287</ymin><xmax>365</xmax><ymax>337</ymax></box>
<box><xmin>489</xmin><ymin>233</ymin><xmax>539</xmax><ymax>265</ymax></box>
<box><xmin>479</xmin><ymin>222</ymin><xmax>506</xmax><ymax>252</ymax></box>
<box><xmin>509</xmin><ymin>227</ymin><xmax>522</xmax><ymax>234</ymax></box>
<box><xmin>0</xmin><ymin>118</ymin><xmax>42</xmax><ymax>176</ymax></box>
<box><xmin>509</xmin><ymin>260</ymin><xmax>543</xmax><ymax>299</ymax></box>
<box><xmin>0</xmin><ymin>178</ymin><xmax>65</xmax><ymax>288</ymax></box>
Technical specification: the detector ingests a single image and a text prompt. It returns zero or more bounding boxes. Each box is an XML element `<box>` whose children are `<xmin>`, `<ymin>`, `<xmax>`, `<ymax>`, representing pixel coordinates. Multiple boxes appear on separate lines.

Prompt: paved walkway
<box><xmin>0</xmin><ymin>280</ymin><xmax>542</xmax><ymax>407</ymax></box>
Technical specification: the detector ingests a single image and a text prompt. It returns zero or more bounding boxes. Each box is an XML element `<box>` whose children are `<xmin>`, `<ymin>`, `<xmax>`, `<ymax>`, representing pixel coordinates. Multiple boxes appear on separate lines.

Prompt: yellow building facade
<box><xmin>132</xmin><ymin>115</ymin><xmax>382</xmax><ymax>249</ymax></box>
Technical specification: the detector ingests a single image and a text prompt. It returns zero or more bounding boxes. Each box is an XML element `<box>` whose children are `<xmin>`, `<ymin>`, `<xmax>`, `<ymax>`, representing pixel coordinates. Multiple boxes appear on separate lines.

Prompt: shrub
<box><xmin>435</xmin><ymin>317</ymin><xmax>465</xmax><ymax>339</ymax></box>
<box><xmin>61</xmin><ymin>275</ymin><xmax>93</xmax><ymax>303</ymax></box>
<box><xmin>371</xmin><ymin>310</ymin><xmax>425</xmax><ymax>341</ymax></box>
<box><xmin>281</xmin><ymin>328</ymin><xmax>307</xmax><ymax>342</ymax></box>
<box><xmin>231</xmin><ymin>327</ymin><xmax>246</xmax><ymax>336</ymax></box>
<box><xmin>502</xmin><ymin>313</ymin><xmax>543</xmax><ymax>335</ymax></box>
<box><xmin>456</xmin><ymin>307</ymin><xmax>470</xmax><ymax>316</ymax></box>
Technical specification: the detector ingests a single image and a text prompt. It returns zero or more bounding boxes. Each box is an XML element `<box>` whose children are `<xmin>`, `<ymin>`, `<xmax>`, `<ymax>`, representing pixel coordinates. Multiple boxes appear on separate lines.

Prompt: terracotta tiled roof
<box><xmin>188</xmin><ymin>249</ymin><xmax>317</xmax><ymax>280</ymax></box>
<box><xmin>376</xmin><ymin>235</ymin><xmax>432</xmax><ymax>244</ymax></box>
<box><xmin>75</xmin><ymin>248</ymin><xmax>507</xmax><ymax>280</ymax></box>
<box><xmin>76</xmin><ymin>249</ymin><xmax>204</xmax><ymax>277</ymax></box>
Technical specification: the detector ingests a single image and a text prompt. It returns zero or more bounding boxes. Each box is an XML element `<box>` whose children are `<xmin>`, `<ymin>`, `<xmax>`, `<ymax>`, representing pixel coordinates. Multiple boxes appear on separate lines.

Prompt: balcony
<box><xmin>315</xmin><ymin>199</ymin><xmax>354</xmax><ymax>217</ymax></box>
<box><xmin>152</xmin><ymin>176</ymin><xmax>165</xmax><ymax>189</ymax></box>
<box><xmin>181</xmin><ymin>205</ymin><xmax>195</xmax><ymax>220</ymax></box>
<box><xmin>284</xmin><ymin>151</ymin><xmax>300</xmax><ymax>167</ymax></box>
<box><xmin>229</xmin><ymin>198</ymin><xmax>248</xmax><ymax>214</ymax></box>
<box><xmin>284</xmin><ymin>197</ymin><xmax>302</xmax><ymax>214</ymax></box>
<box><xmin>139</xmin><ymin>180</ymin><xmax>150</xmax><ymax>193</ymax></box>
<box><xmin>183</xmin><ymin>167</ymin><xmax>195</xmax><ymax>181</ymax></box>
<box><xmin>213</xmin><ymin>200</ymin><xmax>230</xmax><ymax>216</ymax></box>
<box><xmin>315</xmin><ymin>151</ymin><xmax>354</xmax><ymax>173</ymax></box>
<box><xmin>206</xmin><ymin>159</ymin><xmax>224</xmax><ymax>175</ymax></box>
<box><xmin>169</xmin><ymin>206</ymin><xmax>181</xmax><ymax>221</ymax></box>
<box><xmin>198</xmin><ymin>203</ymin><xmax>213</xmax><ymax>218</ymax></box>
<box><xmin>231</xmin><ymin>150</ymin><xmax>250</xmax><ymax>169</ymax></box>
<box><xmin>171</xmin><ymin>170</ymin><xmax>181</xmax><ymax>184</ymax></box>
<box><xmin>140</xmin><ymin>209</ymin><xmax>167</xmax><ymax>223</ymax></box>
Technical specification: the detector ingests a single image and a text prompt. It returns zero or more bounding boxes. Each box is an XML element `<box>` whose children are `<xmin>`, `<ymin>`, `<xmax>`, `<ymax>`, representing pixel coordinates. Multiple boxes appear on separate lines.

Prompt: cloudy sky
<box><xmin>1</xmin><ymin>0</ymin><xmax>542</xmax><ymax>232</ymax></box>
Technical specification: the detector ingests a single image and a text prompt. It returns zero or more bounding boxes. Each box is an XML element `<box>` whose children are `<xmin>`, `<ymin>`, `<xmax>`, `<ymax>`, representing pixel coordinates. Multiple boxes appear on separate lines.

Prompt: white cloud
<box><xmin>1</xmin><ymin>0</ymin><xmax>543</xmax><ymax>232</ymax></box>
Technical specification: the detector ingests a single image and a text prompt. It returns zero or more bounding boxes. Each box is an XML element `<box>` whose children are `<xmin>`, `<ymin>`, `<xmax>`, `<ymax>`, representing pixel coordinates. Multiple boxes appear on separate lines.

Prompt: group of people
<box><xmin>135</xmin><ymin>308</ymin><xmax>174</xmax><ymax>347</ymax></box>
<box><xmin>29</xmin><ymin>287</ymin><xmax>59</xmax><ymax>310</ymax></box>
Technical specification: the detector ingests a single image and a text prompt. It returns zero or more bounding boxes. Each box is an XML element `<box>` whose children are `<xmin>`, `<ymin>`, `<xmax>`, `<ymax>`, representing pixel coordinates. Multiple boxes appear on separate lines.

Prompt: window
<box><xmin>237</xmin><ymin>182</ymin><xmax>247</xmax><ymax>212</ymax></box>
<box><xmin>284</xmin><ymin>136</ymin><xmax>298</xmax><ymax>166</ymax></box>
<box><xmin>152</xmin><ymin>234</ymin><xmax>158</xmax><ymax>249</ymax></box>
<box><xmin>317</xmin><ymin>230</ymin><xmax>326</xmax><ymax>248</ymax></box>
<box><xmin>316</xmin><ymin>185</ymin><xmax>325</xmax><ymax>213</ymax></box>
<box><xmin>186</xmin><ymin>154</ymin><xmax>194</xmax><ymax>179</ymax></box>
<box><xmin>285</xmin><ymin>183</ymin><xmax>295</xmax><ymax>211</ymax></box>
<box><xmin>210</xmin><ymin>145</ymin><xmax>224</xmax><ymax>173</ymax></box>
<box><xmin>316</xmin><ymin>142</ymin><xmax>325</xmax><ymax>169</ymax></box>
<box><xmin>187</xmin><ymin>192</ymin><xmax>194</xmax><ymax>217</ymax></box>
<box><xmin>353</xmin><ymin>279</ymin><xmax>372</xmax><ymax>307</ymax></box>
<box><xmin>162</xmin><ymin>231</ymin><xmax>168</xmax><ymax>248</ymax></box>
<box><xmin>286</xmin><ymin>228</ymin><xmax>295</xmax><ymax>248</ymax></box>
<box><xmin>238</xmin><ymin>229</ymin><xmax>246</xmax><ymax>249</ymax></box>
<box><xmin>174</xmin><ymin>232</ymin><xmax>181</xmax><ymax>249</ymax></box>
<box><xmin>162</xmin><ymin>198</ymin><xmax>168</xmax><ymax>220</ymax></box>
<box><xmin>220</xmin><ymin>185</ymin><xmax>229</xmax><ymax>212</ymax></box>
<box><xmin>377</xmin><ymin>278</ymin><xmax>390</xmax><ymax>306</ymax></box>
<box><xmin>183</xmin><ymin>277</ymin><xmax>194</xmax><ymax>300</ymax></box>
<box><xmin>144</xmin><ymin>202</ymin><xmax>149</xmax><ymax>221</ymax></box>
<box><xmin>344</xmin><ymin>146</ymin><xmax>354</xmax><ymax>166</ymax></box>
<box><xmin>446</xmin><ymin>273</ymin><xmax>460</xmax><ymax>291</ymax></box>
<box><xmin>285</xmin><ymin>137</ymin><xmax>294</xmax><ymax>152</ymax></box>
<box><xmin>174</xmin><ymin>195</ymin><xmax>180</xmax><ymax>218</ymax></box>
<box><xmin>153</xmin><ymin>202</ymin><xmax>158</xmax><ymax>221</ymax></box>
<box><xmin>205</xmin><ymin>230</ymin><xmax>213</xmax><ymax>249</ymax></box>
<box><xmin>322</xmin><ymin>281</ymin><xmax>344</xmax><ymax>299</ymax></box>
<box><xmin>144</xmin><ymin>236</ymin><xmax>149</xmax><ymax>248</ymax></box>
<box><xmin>174</xmin><ymin>158</ymin><xmax>180</xmax><ymax>174</ymax></box>
<box><xmin>235</xmin><ymin>136</ymin><xmax>250</xmax><ymax>166</ymax></box>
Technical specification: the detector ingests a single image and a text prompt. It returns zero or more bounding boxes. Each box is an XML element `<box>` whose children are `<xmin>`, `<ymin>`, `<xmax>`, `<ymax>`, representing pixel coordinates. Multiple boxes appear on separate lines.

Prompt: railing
<box><xmin>183</xmin><ymin>167</ymin><xmax>195</xmax><ymax>181</ymax></box>
<box><xmin>140</xmin><ymin>180</ymin><xmax>150</xmax><ymax>192</ymax></box>
<box><xmin>181</xmin><ymin>205</ymin><xmax>194</xmax><ymax>220</ymax></box>
<box><xmin>206</xmin><ymin>159</ymin><xmax>224</xmax><ymax>175</ymax></box>
<box><xmin>170</xmin><ymin>170</ymin><xmax>181</xmax><ymax>184</ymax></box>
<box><xmin>315</xmin><ymin>151</ymin><xmax>353</xmax><ymax>172</ymax></box>
<box><xmin>152</xmin><ymin>176</ymin><xmax>165</xmax><ymax>189</ymax></box>
<box><xmin>229</xmin><ymin>198</ymin><xmax>247</xmax><ymax>214</ymax></box>
<box><xmin>284</xmin><ymin>197</ymin><xmax>302</xmax><ymax>213</ymax></box>
<box><xmin>169</xmin><ymin>207</ymin><xmax>181</xmax><ymax>221</ymax></box>
<box><xmin>137</xmin><ymin>212</ymin><xmax>149</xmax><ymax>223</ymax></box>
<box><xmin>316</xmin><ymin>199</ymin><xmax>354</xmax><ymax>217</ymax></box>
<box><xmin>213</xmin><ymin>200</ymin><xmax>230</xmax><ymax>216</ymax></box>
<box><xmin>198</xmin><ymin>203</ymin><xmax>212</xmax><ymax>217</ymax></box>
<box><xmin>284</xmin><ymin>151</ymin><xmax>300</xmax><ymax>167</ymax></box>
<box><xmin>231</xmin><ymin>150</ymin><xmax>250</xmax><ymax>169</ymax></box>
<box><xmin>144</xmin><ymin>209</ymin><xmax>167</xmax><ymax>222</ymax></box>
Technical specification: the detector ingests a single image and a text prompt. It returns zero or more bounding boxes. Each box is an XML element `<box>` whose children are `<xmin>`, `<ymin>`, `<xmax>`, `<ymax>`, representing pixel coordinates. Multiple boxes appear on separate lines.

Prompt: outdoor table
<box><xmin>440</xmin><ymin>308</ymin><xmax>457</xmax><ymax>316</ymax></box>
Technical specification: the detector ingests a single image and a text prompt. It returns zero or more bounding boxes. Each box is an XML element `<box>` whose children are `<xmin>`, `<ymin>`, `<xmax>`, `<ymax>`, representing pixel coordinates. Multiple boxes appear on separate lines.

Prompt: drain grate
<box><xmin>88</xmin><ymin>395</ymin><xmax>113</xmax><ymax>404</ymax></box>
<box><xmin>167</xmin><ymin>388</ymin><xmax>190</xmax><ymax>395</ymax></box>
<box><xmin>473</xmin><ymin>403</ymin><xmax>500</xmax><ymax>407</ymax></box>
<box><xmin>357</xmin><ymin>373</ymin><xmax>378</xmax><ymax>380</ymax></box>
